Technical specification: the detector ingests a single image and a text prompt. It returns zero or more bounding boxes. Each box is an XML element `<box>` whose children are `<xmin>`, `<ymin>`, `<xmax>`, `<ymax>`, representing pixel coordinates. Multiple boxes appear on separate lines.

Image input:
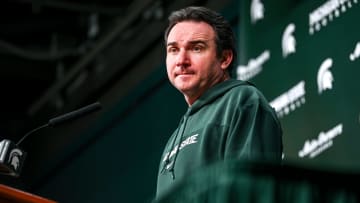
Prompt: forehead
<box><xmin>167</xmin><ymin>21</ymin><xmax>215</xmax><ymax>43</ymax></box>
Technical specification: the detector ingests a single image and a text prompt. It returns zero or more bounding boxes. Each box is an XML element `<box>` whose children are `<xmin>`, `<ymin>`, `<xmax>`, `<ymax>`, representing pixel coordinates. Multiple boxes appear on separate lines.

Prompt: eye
<box><xmin>167</xmin><ymin>46</ymin><xmax>179</xmax><ymax>54</ymax></box>
<box><xmin>192</xmin><ymin>45</ymin><xmax>203</xmax><ymax>53</ymax></box>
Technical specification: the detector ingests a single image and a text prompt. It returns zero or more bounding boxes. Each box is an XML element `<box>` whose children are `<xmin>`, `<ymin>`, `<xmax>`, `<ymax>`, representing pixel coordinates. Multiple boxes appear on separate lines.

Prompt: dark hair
<box><xmin>164</xmin><ymin>6</ymin><xmax>237</xmax><ymax>74</ymax></box>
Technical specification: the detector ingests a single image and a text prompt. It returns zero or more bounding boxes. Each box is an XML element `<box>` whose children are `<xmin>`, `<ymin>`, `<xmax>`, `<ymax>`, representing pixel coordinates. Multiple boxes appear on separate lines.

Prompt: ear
<box><xmin>220</xmin><ymin>50</ymin><xmax>233</xmax><ymax>70</ymax></box>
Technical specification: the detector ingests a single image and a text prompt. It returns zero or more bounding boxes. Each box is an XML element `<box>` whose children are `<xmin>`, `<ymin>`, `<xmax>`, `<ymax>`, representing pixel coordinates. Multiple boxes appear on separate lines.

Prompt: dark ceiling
<box><xmin>0</xmin><ymin>0</ymin><xmax>233</xmax><ymax>143</ymax></box>
<box><xmin>0</xmin><ymin>0</ymin><xmax>168</xmax><ymax>141</ymax></box>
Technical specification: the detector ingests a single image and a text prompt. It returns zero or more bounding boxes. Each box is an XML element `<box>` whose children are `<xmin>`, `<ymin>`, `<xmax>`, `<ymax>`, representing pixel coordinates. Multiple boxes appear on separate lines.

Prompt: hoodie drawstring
<box><xmin>168</xmin><ymin>115</ymin><xmax>188</xmax><ymax>179</ymax></box>
<box><xmin>160</xmin><ymin>117</ymin><xmax>183</xmax><ymax>174</ymax></box>
<box><xmin>160</xmin><ymin>113</ymin><xmax>189</xmax><ymax>180</ymax></box>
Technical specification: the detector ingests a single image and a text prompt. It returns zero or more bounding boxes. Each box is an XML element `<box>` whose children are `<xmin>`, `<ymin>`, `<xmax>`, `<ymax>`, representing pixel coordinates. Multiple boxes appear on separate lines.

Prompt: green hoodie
<box><xmin>156</xmin><ymin>79</ymin><xmax>283</xmax><ymax>198</ymax></box>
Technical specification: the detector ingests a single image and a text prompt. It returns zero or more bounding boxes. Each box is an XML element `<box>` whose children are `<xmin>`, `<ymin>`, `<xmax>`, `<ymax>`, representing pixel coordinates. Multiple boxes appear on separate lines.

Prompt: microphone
<box><xmin>0</xmin><ymin>101</ymin><xmax>102</xmax><ymax>177</ymax></box>
<box><xmin>48</xmin><ymin>101</ymin><xmax>101</xmax><ymax>127</ymax></box>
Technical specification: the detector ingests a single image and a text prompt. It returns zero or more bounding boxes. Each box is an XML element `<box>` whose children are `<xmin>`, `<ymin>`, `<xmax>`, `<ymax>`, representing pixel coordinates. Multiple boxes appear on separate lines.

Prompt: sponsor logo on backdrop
<box><xmin>282</xmin><ymin>23</ymin><xmax>296</xmax><ymax>58</ymax></box>
<box><xmin>309</xmin><ymin>0</ymin><xmax>358</xmax><ymax>35</ymax></box>
<box><xmin>317</xmin><ymin>58</ymin><xmax>334</xmax><ymax>94</ymax></box>
<box><xmin>350</xmin><ymin>42</ymin><xmax>360</xmax><ymax>61</ymax></box>
<box><xmin>236</xmin><ymin>50</ymin><xmax>270</xmax><ymax>81</ymax></box>
<box><xmin>298</xmin><ymin>123</ymin><xmax>343</xmax><ymax>158</ymax></box>
<box><xmin>270</xmin><ymin>81</ymin><xmax>306</xmax><ymax>118</ymax></box>
<box><xmin>250</xmin><ymin>0</ymin><xmax>265</xmax><ymax>24</ymax></box>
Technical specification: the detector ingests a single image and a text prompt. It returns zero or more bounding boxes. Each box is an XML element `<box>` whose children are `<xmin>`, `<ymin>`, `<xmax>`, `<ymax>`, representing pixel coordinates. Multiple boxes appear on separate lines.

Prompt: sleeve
<box><xmin>224</xmin><ymin>95</ymin><xmax>283</xmax><ymax>163</ymax></box>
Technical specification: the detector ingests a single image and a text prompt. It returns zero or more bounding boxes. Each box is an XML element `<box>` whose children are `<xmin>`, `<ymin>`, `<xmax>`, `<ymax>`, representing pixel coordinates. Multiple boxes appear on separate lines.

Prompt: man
<box><xmin>156</xmin><ymin>6</ymin><xmax>283</xmax><ymax>199</ymax></box>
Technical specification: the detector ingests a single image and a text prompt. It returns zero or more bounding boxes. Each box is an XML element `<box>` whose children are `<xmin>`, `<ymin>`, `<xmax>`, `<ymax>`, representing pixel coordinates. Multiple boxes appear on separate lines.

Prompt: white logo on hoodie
<box><xmin>162</xmin><ymin>134</ymin><xmax>199</xmax><ymax>162</ymax></box>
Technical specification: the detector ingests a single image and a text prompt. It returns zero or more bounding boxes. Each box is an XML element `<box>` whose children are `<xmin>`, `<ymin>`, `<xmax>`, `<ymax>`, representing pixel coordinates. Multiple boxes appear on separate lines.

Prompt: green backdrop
<box><xmin>237</xmin><ymin>0</ymin><xmax>360</xmax><ymax>170</ymax></box>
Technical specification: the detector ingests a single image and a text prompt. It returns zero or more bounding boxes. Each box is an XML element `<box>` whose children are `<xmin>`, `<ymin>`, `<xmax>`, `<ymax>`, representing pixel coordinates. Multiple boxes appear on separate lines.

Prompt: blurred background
<box><xmin>0</xmin><ymin>0</ymin><xmax>359</xmax><ymax>202</ymax></box>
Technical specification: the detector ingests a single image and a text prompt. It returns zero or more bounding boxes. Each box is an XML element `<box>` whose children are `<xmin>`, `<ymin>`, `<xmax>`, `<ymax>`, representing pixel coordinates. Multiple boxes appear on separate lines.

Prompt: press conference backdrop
<box><xmin>237</xmin><ymin>0</ymin><xmax>360</xmax><ymax>170</ymax></box>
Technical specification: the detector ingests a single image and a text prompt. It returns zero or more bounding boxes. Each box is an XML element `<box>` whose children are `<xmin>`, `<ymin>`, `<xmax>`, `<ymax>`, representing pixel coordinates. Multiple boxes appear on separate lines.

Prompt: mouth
<box><xmin>175</xmin><ymin>73</ymin><xmax>193</xmax><ymax>81</ymax></box>
<box><xmin>175</xmin><ymin>71</ymin><xmax>194</xmax><ymax>77</ymax></box>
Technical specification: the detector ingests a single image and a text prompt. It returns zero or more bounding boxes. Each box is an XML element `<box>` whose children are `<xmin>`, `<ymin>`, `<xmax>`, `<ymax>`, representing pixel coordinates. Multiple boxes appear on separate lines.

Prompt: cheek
<box><xmin>166</xmin><ymin>55</ymin><xmax>173</xmax><ymax>67</ymax></box>
<box><xmin>194</xmin><ymin>59</ymin><xmax>211</xmax><ymax>72</ymax></box>
<box><xmin>166</xmin><ymin>58</ymin><xmax>173</xmax><ymax>77</ymax></box>
<box><xmin>194</xmin><ymin>53</ymin><xmax>216</xmax><ymax>67</ymax></box>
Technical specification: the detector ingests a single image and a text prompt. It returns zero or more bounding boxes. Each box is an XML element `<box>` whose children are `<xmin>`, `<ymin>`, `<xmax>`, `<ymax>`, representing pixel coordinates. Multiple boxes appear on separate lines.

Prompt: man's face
<box><xmin>166</xmin><ymin>21</ymin><xmax>231</xmax><ymax>105</ymax></box>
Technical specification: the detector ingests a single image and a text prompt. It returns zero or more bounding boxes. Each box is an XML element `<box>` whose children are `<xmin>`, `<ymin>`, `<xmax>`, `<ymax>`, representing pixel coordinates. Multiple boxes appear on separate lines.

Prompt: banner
<box><xmin>237</xmin><ymin>0</ymin><xmax>360</xmax><ymax>170</ymax></box>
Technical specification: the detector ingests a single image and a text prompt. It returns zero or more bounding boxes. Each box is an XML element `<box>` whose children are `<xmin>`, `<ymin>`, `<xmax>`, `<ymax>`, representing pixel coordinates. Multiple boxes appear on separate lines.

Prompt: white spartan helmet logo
<box><xmin>8</xmin><ymin>149</ymin><xmax>23</xmax><ymax>170</ymax></box>
<box><xmin>250</xmin><ymin>0</ymin><xmax>264</xmax><ymax>24</ymax></box>
<box><xmin>282</xmin><ymin>23</ymin><xmax>296</xmax><ymax>58</ymax></box>
<box><xmin>317</xmin><ymin>58</ymin><xmax>334</xmax><ymax>94</ymax></box>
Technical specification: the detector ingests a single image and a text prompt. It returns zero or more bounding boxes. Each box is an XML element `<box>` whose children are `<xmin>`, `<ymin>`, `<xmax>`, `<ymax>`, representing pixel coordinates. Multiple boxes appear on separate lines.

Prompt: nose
<box><xmin>175</xmin><ymin>49</ymin><xmax>190</xmax><ymax>68</ymax></box>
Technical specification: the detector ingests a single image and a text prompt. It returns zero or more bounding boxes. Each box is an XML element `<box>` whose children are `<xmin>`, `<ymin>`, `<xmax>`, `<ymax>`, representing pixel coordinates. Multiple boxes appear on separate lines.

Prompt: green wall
<box><xmin>238</xmin><ymin>0</ymin><xmax>360</xmax><ymax>170</ymax></box>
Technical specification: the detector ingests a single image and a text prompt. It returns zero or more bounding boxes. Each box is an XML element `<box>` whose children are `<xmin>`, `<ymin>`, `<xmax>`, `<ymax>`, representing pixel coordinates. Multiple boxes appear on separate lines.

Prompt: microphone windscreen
<box><xmin>48</xmin><ymin>102</ymin><xmax>101</xmax><ymax>126</ymax></box>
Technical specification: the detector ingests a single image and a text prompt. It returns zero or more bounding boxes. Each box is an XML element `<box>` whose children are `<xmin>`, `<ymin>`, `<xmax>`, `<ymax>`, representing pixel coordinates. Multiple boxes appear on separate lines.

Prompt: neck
<box><xmin>185</xmin><ymin>74</ymin><xmax>230</xmax><ymax>106</ymax></box>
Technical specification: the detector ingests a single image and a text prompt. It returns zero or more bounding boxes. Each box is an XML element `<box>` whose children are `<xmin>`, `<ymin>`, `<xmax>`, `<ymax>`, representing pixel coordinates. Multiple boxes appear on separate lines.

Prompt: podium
<box><xmin>0</xmin><ymin>184</ymin><xmax>57</xmax><ymax>203</ymax></box>
<box><xmin>155</xmin><ymin>160</ymin><xmax>360</xmax><ymax>203</ymax></box>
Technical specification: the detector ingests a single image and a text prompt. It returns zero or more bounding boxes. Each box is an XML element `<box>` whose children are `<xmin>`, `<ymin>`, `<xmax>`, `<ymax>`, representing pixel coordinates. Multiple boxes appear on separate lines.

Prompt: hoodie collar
<box><xmin>187</xmin><ymin>79</ymin><xmax>249</xmax><ymax>115</ymax></box>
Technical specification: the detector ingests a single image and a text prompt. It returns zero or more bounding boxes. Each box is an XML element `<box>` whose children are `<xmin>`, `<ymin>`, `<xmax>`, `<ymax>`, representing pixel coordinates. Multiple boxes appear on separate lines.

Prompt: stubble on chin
<box><xmin>174</xmin><ymin>79</ymin><xmax>192</xmax><ymax>93</ymax></box>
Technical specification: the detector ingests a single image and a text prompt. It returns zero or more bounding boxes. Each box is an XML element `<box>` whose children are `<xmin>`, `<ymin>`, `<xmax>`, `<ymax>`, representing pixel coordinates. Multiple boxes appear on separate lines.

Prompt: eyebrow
<box><xmin>166</xmin><ymin>41</ymin><xmax>177</xmax><ymax>47</ymax></box>
<box><xmin>167</xmin><ymin>40</ymin><xmax>210</xmax><ymax>47</ymax></box>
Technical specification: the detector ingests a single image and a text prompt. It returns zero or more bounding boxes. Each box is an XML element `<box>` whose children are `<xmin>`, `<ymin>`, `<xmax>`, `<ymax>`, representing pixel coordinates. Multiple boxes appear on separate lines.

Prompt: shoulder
<box><xmin>226</xmin><ymin>80</ymin><xmax>268</xmax><ymax>104</ymax></box>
